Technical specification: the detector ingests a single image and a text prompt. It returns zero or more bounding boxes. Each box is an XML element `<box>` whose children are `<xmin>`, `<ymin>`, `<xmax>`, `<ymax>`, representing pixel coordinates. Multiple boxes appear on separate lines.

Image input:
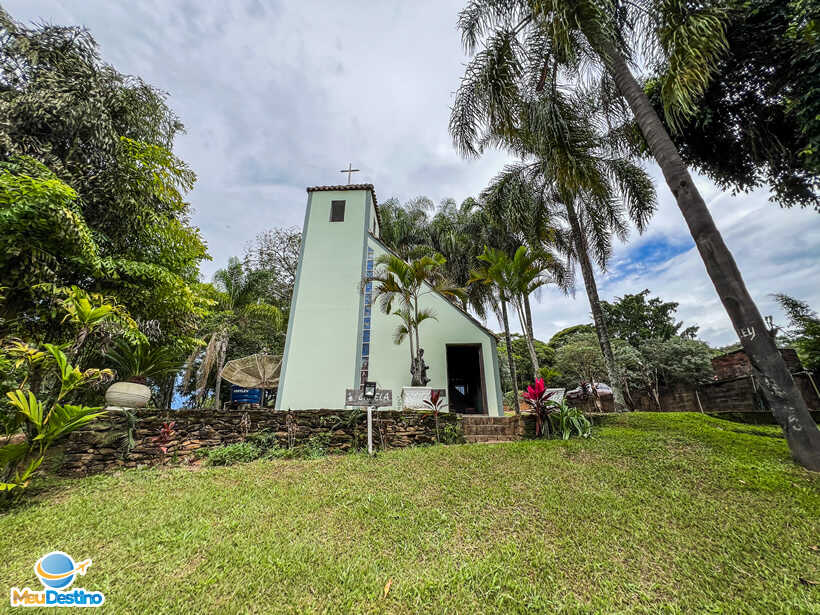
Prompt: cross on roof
<box><xmin>339</xmin><ymin>163</ymin><xmax>360</xmax><ymax>184</ymax></box>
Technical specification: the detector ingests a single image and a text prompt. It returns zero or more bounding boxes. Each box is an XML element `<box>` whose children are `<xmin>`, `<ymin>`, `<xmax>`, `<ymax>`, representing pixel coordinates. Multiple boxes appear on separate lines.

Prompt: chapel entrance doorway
<box><xmin>446</xmin><ymin>344</ymin><xmax>486</xmax><ymax>414</ymax></box>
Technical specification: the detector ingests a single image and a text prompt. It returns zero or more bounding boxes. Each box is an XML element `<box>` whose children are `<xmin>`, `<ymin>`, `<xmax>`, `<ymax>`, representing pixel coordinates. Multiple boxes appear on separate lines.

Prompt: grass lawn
<box><xmin>1</xmin><ymin>412</ymin><xmax>818</xmax><ymax>614</ymax></box>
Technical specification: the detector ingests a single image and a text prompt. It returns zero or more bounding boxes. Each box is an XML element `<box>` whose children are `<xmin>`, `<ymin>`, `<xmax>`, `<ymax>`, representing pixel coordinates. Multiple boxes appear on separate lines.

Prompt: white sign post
<box><xmin>367</xmin><ymin>406</ymin><xmax>373</xmax><ymax>456</ymax></box>
<box><xmin>345</xmin><ymin>386</ymin><xmax>392</xmax><ymax>456</ymax></box>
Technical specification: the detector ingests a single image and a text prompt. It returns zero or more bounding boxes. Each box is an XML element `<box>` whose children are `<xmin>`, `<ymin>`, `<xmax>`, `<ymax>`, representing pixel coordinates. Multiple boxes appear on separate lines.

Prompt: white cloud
<box><xmin>7</xmin><ymin>0</ymin><xmax>820</xmax><ymax>347</ymax></box>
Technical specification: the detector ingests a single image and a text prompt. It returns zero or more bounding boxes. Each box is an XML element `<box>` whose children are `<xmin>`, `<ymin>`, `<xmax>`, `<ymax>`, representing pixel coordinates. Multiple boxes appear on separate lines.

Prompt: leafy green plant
<box><xmin>106</xmin><ymin>338</ymin><xmax>183</xmax><ymax>384</ymax></box>
<box><xmin>548</xmin><ymin>401</ymin><xmax>592</xmax><ymax>440</ymax></box>
<box><xmin>300</xmin><ymin>434</ymin><xmax>330</xmax><ymax>459</ymax></box>
<box><xmin>262</xmin><ymin>445</ymin><xmax>291</xmax><ymax>460</ymax></box>
<box><xmin>202</xmin><ymin>442</ymin><xmax>260</xmax><ymax>466</ymax></box>
<box><xmin>0</xmin><ymin>345</ymin><xmax>111</xmax><ymax>493</ymax></box>
<box><xmin>151</xmin><ymin>421</ymin><xmax>176</xmax><ymax>465</ymax></box>
<box><xmin>245</xmin><ymin>430</ymin><xmax>281</xmax><ymax>450</ymax></box>
<box><xmin>422</xmin><ymin>389</ymin><xmax>447</xmax><ymax>442</ymax></box>
<box><xmin>440</xmin><ymin>422</ymin><xmax>465</xmax><ymax>445</ymax></box>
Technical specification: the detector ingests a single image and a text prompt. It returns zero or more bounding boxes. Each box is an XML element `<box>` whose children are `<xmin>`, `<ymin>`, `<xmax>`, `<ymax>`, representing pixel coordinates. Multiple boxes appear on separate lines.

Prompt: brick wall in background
<box><xmin>711</xmin><ymin>348</ymin><xmax>803</xmax><ymax>380</ymax></box>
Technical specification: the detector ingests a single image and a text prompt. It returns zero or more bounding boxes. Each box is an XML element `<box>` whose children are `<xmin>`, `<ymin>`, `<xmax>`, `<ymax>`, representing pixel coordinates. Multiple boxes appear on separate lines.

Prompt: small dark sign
<box><xmin>231</xmin><ymin>386</ymin><xmax>263</xmax><ymax>405</ymax></box>
<box><xmin>344</xmin><ymin>388</ymin><xmax>392</xmax><ymax>407</ymax></box>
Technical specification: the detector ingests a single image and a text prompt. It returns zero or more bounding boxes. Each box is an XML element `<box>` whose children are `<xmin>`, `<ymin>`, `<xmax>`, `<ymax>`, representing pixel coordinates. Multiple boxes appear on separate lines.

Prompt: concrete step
<box><xmin>462</xmin><ymin>423</ymin><xmax>517</xmax><ymax>436</ymax></box>
<box><xmin>460</xmin><ymin>415</ymin><xmax>521</xmax><ymax>426</ymax></box>
<box><xmin>465</xmin><ymin>434</ymin><xmax>520</xmax><ymax>443</ymax></box>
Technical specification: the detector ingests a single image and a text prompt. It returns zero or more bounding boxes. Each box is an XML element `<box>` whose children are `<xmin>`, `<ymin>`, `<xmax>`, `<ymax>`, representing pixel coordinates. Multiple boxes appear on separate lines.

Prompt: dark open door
<box><xmin>446</xmin><ymin>344</ymin><xmax>486</xmax><ymax>414</ymax></box>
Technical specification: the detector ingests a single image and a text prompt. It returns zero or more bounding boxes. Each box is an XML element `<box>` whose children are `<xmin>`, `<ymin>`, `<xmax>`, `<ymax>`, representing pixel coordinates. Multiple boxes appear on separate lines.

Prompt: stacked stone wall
<box><xmin>61</xmin><ymin>408</ymin><xmax>461</xmax><ymax>476</ymax></box>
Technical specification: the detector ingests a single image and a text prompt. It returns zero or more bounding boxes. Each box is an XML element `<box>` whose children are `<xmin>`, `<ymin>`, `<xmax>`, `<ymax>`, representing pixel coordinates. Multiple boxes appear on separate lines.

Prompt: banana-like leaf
<box><xmin>17</xmin><ymin>455</ymin><xmax>44</xmax><ymax>482</ymax></box>
<box><xmin>0</xmin><ymin>441</ymin><xmax>30</xmax><ymax>464</ymax></box>
<box><xmin>5</xmin><ymin>340</ymin><xmax>47</xmax><ymax>368</ymax></box>
<box><xmin>44</xmin><ymin>343</ymin><xmax>91</xmax><ymax>399</ymax></box>
<box><xmin>39</xmin><ymin>404</ymin><xmax>107</xmax><ymax>444</ymax></box>
<box><xmin>6</xmin><ymin>390</ymin><xmax>44</xmax><ymax>428</ymax></box>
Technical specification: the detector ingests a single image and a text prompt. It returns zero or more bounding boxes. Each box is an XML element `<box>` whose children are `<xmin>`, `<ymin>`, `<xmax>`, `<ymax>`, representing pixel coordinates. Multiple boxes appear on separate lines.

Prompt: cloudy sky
<box><xmin>8</xmin><ymin>0</ymin><xmax>820</xmax><ymax>347</ymax></box>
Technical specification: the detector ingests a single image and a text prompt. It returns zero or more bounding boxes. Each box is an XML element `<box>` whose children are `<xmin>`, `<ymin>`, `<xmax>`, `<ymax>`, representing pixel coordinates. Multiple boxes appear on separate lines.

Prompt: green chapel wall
<box><xmin>277</xmin><ymin>186</ymin><xmax>503</xmax><ymax>416</ymax></box>
<box><xmin>275</xmin><ymin>189</ymin><xmax>367</xmax><ymax>410</ymax></box>
<box><xmin>366</xmin><ymin>237</ymin><xmax>503</xmax><ymax>416</ymax></box>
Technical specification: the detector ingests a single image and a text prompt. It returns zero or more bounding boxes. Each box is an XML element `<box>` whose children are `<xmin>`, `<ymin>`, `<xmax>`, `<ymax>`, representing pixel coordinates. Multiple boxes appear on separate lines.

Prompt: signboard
<box><xmin>231</xmin><ymin>386</ymin><xmax>263</xmax><ymax>405</ymax></box>
<box><xmin>344</xmin><ymin>388</ymin><xmax>392</xmax><ymax>408</ymax></box>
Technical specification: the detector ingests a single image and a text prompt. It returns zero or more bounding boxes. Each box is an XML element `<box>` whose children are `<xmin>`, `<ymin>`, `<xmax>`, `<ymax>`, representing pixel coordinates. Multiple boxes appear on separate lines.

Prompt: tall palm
<box><xmin>470</xmin><ymin>246</ymin><xmax>522</xmax><ymax>413</ymax></box>
<box><xmin>377</xmin><ymin>197</ymin><xmax>435</xmax><ymax>261</ymax></box>
<box><xmin>183</xmin><ymin>258</ymin><xmax>282</xmax><ymax>406</ymax></box>
<box><xmin>477</xmin><ymin>91</ymin><xmax>657</xmax><ymax>411</ymax></box>
<box><xmin>479</xmin><ymin>178</ymin><xmax>566</xmax><ymax>339</ymax></box>
<box><xmin>472</xmin><ymin>193</ymin><xmax>568</xmax><ymax>406</ymax></box>
<box><xmin>427</xmin><ymin>197</ymin><xmax>498</xmax><ymax>319</ymax></box>
<box><xmin>367</xmin><ymin>253</ymin><xmax>465</xmax><ymax>386</ymax></box>
<box><xmin>474</xmin><ymin>245</ymin><xmax>559</xmax><ymax>383</ymax></box>
<box><xmin>451</xmin><ymin>1</ymin><xmax>820</xmax><ymax>469</ymax></box>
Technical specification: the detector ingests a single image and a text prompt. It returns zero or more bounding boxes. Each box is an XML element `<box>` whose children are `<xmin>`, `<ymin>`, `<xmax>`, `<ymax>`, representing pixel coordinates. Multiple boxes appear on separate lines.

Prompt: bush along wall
<box><xmin>59</xmin><ymin>409</ymin><xmax>463</xmax><ymax>476</ymax></box>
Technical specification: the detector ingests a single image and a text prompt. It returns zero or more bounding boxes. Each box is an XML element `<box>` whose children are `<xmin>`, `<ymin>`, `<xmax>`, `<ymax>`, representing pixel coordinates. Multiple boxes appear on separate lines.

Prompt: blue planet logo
<box><xmin>34</xmin><ymin>551</ymin><xmax>92</xmax><ymax>590</ymax></box>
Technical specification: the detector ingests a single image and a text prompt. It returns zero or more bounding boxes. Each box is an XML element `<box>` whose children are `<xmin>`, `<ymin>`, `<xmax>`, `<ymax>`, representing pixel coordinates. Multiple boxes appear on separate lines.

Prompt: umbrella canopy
<box><xmin>221</xmin><ymin>354</ymin><xmax>282</xmax><ymax>389</ymax></box>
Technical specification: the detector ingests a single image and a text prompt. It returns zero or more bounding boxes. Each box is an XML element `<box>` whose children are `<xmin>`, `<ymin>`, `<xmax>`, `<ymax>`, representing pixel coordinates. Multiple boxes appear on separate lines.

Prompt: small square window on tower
<box><xmin>330</xmin><ymin>200</ymin><xmax>346</xmax><ymax>222</ymax></box>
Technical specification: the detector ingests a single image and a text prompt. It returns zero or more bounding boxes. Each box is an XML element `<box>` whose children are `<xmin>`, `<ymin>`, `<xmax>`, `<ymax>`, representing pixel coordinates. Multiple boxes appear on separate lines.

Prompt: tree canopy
<box><xmin>601</xmin><ymin>289</ymin><xmax>698</xmax><ymax>349</ymax></box>
<box><xmin>0</xmin><ymin>10</ymin><xmax>209</xmax><ymax>348</ymax></box>
<box><xmin>775</xmin><ymin>294</ymin><xmax>820</xmax><ymax>373</ymax></box>
<box><xmin>647</xmin><ymin>0</ymin><xmax>820</xmax><ymax>209</ymax></box>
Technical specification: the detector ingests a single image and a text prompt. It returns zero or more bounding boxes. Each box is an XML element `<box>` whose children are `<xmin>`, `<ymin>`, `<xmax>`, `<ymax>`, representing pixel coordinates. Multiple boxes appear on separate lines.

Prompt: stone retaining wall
<box><xmin>60</xmin><ymin>408</ymin><xmax>461</xmax><ymax>476</ymax></box>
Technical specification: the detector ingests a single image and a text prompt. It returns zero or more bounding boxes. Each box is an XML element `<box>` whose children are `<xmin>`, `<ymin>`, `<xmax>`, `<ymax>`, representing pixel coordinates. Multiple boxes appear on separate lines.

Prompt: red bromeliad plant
<box><xmin>521</xmin><ymin>378</ymin><xmax>557</xmax><ymax>437</ymax></box>
<box><xmin>151</xmin><ymin>421</ymin><xmax>176</xmax><ymax>465</ymax></box>
<box><xmin>422</xmin><ymin>390</ymin><xmax>447</xmax><ymax>442</ymax></box>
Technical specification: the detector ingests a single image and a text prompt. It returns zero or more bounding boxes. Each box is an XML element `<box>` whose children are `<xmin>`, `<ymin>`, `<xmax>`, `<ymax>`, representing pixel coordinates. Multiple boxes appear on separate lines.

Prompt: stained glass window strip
<box><xmin>360</xmin><ymin>248</ymin><xmax>375</xmax><ymax>386</ymax></box>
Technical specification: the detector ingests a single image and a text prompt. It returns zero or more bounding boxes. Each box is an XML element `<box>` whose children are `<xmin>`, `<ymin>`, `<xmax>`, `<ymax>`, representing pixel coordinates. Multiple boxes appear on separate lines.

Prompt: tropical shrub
<box><xmin>549</xmin><ymin>401</ymin><xmax>592</xmax><ymax>440</ymax></box>
<box><xmin>521</xmin><ymin>378</ymin><xmax>557</xmax><ymax>437</ymax></box>
<box><xmin>201</xmin><ymin>442</ymin><xmax>260</xmax><ymax>466</ymax></box>
<box><xmin>105</xmin><ymin>338</ymin><xmax>184</xmax><ymax>384</ymax></box>
<box><xmin>299</xmin><ymin>434</ymin><xmax>331</xmax><ymax>460</ymax></box>
<box><xmin>440</xmin><ymin>422</ymin><xmax>465</xmax><ymax>445</ymax></box>
<box><xmin>151</xmin><ymin>421</ymin><xmax>176</xmax><ymax>465</ymax></box>
<box><xmin>1</xmin><ymin>344</ymin><xmax>111</xmax><ymax>494</ymax></box>
<box><xmin>422</xmin><ymin>389</ymin><xmax>447</xmax><ymax>442</ymax></box>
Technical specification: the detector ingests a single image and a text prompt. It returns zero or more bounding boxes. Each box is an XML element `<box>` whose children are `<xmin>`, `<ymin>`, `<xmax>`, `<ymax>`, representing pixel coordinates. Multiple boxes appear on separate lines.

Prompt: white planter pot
<box><xmin>105</xmin><ymin>381</ymin><xmax>151</xmax><ymax>409</ymax></box>
<box><xmin>401</xmin><ymin>386</ymin><xmax>448</xmax><ymax>412</ymax></box>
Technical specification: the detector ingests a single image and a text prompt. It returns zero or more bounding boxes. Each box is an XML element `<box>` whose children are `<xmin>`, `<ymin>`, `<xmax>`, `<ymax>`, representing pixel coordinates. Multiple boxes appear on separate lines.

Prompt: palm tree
<box><xmin>451</xmin><ymin>0</ymin><xmax>820</xmax><ymax>467</ymax></box>
<box><xmin>366</xmin><ymin>253</ymin><xmax>465</xmax><ymax>386</ymax></box>
<box><xmin>427</xmin><ymin>197</ymin><xmax>498</xmax><ymax>319</ymax></box>
<box><xmin>377</xmin><ymin>197</ymin><xmax>436</xmax><ymax>261</ymax></box>
<box><xmin>183</xmin><ymin>258</ymin><xmax>282</xmax><ymax>407</ymax></box>
<box><xmin>482</xmin><ymin>137</ymin><xmax>655</xmax><ymax>412</ymax></box>
<box><xmin>474</xmin><ymin>246</ymin><xmax>559</xmax><ymax>385</ymax></box>
<box><xmin>475</xmin><ymin>89</ymin><xmax>656</xmax><ymax>411</ymax></box>
<box><xmin>470</xmin><ymin>246</ymin><xmax>522</xmax><ymax>414</ymax></box>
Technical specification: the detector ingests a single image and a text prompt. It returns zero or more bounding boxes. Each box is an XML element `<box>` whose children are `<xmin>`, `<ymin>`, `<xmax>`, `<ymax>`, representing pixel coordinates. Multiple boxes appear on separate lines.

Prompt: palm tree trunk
<box><xmin>408</xmin><ymin>327</ymin><xmax>415</xmax><ymax>383</ymax></box>
<box><xmin>598</xmin><ymin>38</ymin><xmax>820</xmax><ymax>468</ymax></box>
<box><xmin>515</xmin><ymin>298</ymin><xmax>540</xmax><ymax>376</ymax></box>
<box><xmin>565</xmin><ymin>200</ymin><xmax>627</xmax><ymax>412</ymax></box>
<box><xmin>500</xmin><ymin>293</ymin><xmax>521</xmax><ymax>415</ymax></box>
<box><xmin>413</xmin><ymin>296</ymin><xmax>423</xmax><ymax>386</ymax></box>
<box><xmin>524</xmin><ymin>294</ymin><xmax>535</xmax><ymax>342</ymax></box>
